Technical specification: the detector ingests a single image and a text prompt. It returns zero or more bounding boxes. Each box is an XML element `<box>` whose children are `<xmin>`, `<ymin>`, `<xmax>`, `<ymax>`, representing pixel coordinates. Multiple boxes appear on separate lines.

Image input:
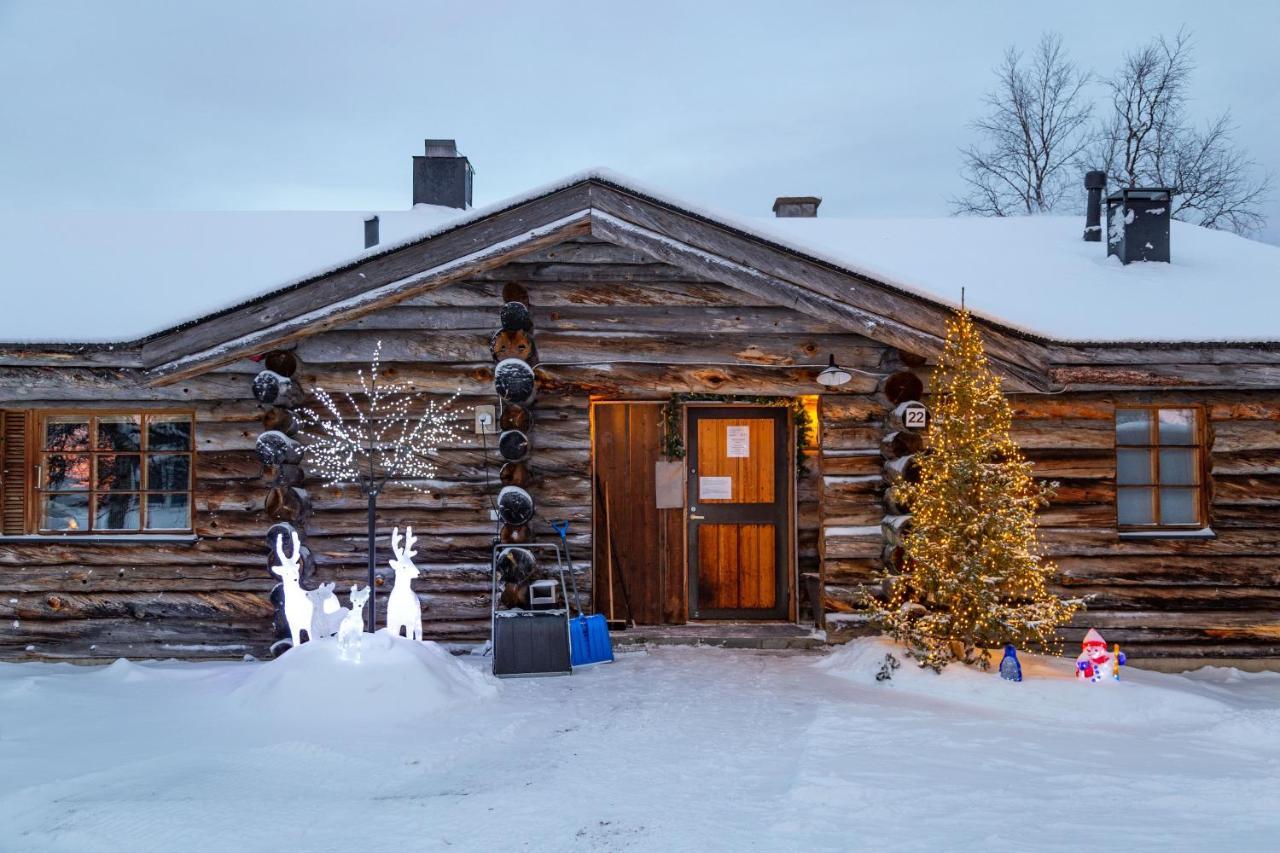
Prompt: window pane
<box><xmin>146</xmin><ymin>493</ymin><xmax>190</xmax><ymax>530</ymax></box>
<box><xmin>1117</xmin><ymin>487</ymin><xmax>1156</xmax><ymax>525</ymax></box>
<box><xmin>1159</xmin><ymin>449</ymin><xmax>1199</xmax><ymax>486</ymax></box>
<box><xmin>1158</xmin><ymin>409</ymin><xmax>1197</xmax><ymax>445</ymax></box>
<box><xmin>1116</xmin><ymin>449</ymin><xmax>1154</xmax><ymax>485</ymax></box>
<box><xmin>96</xmin><ymin>415</ymin><xmax>141</xmax><ymax>450</ymax></box>
<box><xmin>1115</xmin><ymin>409</ymin><xmax>1151</xmax><ymax>445</ymax></box>
<box><xmin>42</xmin><ymin>493</ymin><xmax>89</xmax><ymax>532</ymax></box>
<box><xmin>1160</xmin><ymin>488</ymin><xmax>1200</xmax><ymax>525</ymax></box>
<box><xmin>45</xmin><ymin>416</ymin><xmax>89</xmax><ymax>451</ymax></box>
<box><xmin>147</xmin><ymin>455</ymin><xmax>190</xmax><ymax>491</ymax></box>
<box><xmin>44</xmin><ymin>454</ymin><xmax>90</xmax><ymax>490</ymax></box>
<box><xmin>148</xmin><ymin>415</ymin><xmax>192</xmax><ymax>451</ymax></box>
<box><xmin>97</xmin><ymin>454</ymin><xmax>141</xmax><ymax>491</ymax></box>
<box><xmin>95</xmin><ymin>493</ymin><xmax>141</xmax><ymax>531</ymax></box>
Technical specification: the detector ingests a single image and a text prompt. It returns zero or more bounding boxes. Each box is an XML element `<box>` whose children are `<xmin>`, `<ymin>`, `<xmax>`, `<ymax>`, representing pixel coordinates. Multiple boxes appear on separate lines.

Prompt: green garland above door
<box><xmin>659</xmin><ymin>393</ymin><xmax>813</xmax><ymax>478</ymax></box>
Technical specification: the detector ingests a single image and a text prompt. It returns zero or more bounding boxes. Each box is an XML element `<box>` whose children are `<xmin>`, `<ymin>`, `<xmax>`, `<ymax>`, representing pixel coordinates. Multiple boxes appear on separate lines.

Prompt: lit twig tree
<box><xmin>300</xmin><ymin>341</ymin><xmax>466</xmax><ymax>631</ymax></box>
<box><xmin>869</xmin><ymin>309</ymin><xmax>1081</xmax><ymax>670</ymax></box>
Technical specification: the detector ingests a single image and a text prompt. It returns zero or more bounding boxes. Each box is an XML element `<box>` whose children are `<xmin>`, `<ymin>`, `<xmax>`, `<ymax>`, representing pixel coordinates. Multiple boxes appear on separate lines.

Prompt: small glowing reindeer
<box><xmin>306</xmin><ymin>582</ymin><xmax>349</xmax><ymax>639</ymax></box>
<box><xmin>386</xmin><ymin>526</ymin><xmax>423</xmax><ymax>641</ymax></box>
<box><xmin>271</xmin><ymin>530</ymin><xmax>314</xmax><ymax>647</ymax></box>
<box><xmin>338</xmin><ymin>585</ymin><xmax>370</xmax><ymax>661</ymax></box>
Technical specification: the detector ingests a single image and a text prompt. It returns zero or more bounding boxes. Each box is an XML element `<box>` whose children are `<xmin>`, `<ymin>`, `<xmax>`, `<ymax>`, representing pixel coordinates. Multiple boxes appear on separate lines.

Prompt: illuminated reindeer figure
<box><xmin>338</xmin><ymin>584</ymin><xmax>370</xmax><ymax>661</ymax></box>
<box><xmin>307</xmin><ymin>582</ymin><xmax>349</xmax><ymax>639</ymax></box>
<box><xmin>386</xmin><ymin>526</ymin><xmax>423</xmax><ymax>641</ymax></box>
<box><xmin>271</xmin><ymin>530</ymin><xmax>314</xmax><ymax>648</ymax></box>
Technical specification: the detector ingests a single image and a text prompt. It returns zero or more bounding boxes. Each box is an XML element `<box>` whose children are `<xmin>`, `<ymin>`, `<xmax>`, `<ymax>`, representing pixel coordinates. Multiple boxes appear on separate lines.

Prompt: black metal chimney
<box><xmin>363</xmin><ymin>215</ymin><xmax>379</xmax><ymax>249</ymax></box>
<box><xmin>1106</xmin><ymin>187</ymin><xmax>1173</xmax><ymax>264</ymax></box>
<box><xmin>412</xmin><ymin>139</ymin><xmax>473</xmax><ymax>209</ymax></box>
<box><xmin>1083</xmin><ymin>171</ymin><xmax>1106</xmax><ymax>241</ymax></box>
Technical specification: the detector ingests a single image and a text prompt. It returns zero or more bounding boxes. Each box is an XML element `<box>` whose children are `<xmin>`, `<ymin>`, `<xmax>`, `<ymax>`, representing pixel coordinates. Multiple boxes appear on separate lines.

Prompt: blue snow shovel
<box><xmin>552</xmin><ymin>520</ymin><xmax>614</xmax><ymax>667</ymax></box>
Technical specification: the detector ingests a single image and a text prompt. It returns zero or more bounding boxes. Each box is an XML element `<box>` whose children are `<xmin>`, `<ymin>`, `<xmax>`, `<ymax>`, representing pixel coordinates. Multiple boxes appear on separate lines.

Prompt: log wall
<box><xmin>0</xmin><ymin>237</ymin><xmax>885</xmax><ymax>660</ymax></box>
<box><xmin>2</xmin><ymin>235</ymin><xmax>1277</xmax><ymax>664</ymax></box>
<box><xmin>1013</xmin><ymin>390</ymin><xmax>1280</xmax><ymax>662</ymax></box>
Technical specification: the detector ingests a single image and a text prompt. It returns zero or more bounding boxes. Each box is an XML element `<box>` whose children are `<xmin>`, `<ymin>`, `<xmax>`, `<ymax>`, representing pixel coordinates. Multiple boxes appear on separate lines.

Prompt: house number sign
<box><xmin>901</xmin><ymin>401</ymin><xmax>928</xmax><ymax>431</ymax></box>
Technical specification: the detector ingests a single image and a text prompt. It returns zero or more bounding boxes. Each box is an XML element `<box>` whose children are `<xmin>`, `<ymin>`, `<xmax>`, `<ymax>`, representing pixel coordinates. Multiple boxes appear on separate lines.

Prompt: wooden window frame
<box><xmin>1114</xmin><ymin>404</ymin><xmax>1208</xmax><ymax>531</ymax></box>
<box><xmin>28</xmin><ymin>409</ymin><xmax>195</xmax><ymax>536</ymax></box>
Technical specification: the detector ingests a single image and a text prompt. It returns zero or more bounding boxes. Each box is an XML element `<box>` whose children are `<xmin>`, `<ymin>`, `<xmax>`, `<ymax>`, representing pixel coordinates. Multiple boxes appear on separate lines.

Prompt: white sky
<box><xmin>1</xmin><ymin>0</ymin><xmax>1276</xmax><ymax>244</ymax></box>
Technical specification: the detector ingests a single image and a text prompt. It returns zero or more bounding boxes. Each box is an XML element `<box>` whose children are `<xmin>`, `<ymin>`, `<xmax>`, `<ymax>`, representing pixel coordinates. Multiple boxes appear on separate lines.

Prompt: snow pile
<box><xmin>2</xmin><ymin>646</ymin><xmax>1280</xmax><ymax>851</ymax></box>
<box><xmin>231</xmin><ymin>631</ymin><xmax>496</xmax><ymax>726</ymax></box>
<box><xmin>818</xmin><ymin>637</ymin><xmax>1227</xmax><ymax>725</ymax></box>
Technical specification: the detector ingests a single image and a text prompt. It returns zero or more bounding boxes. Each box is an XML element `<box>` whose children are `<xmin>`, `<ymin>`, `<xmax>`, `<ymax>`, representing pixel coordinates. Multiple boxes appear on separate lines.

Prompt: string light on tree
<box><xmin>867</xmin><ymin>309</ymin><xmax>1082</xmax><ymax>671</ymax></box>
<box><xmin>299</xmin><ymin>340</ymin><xmax>467</xmax><ymax>631</ymax></box>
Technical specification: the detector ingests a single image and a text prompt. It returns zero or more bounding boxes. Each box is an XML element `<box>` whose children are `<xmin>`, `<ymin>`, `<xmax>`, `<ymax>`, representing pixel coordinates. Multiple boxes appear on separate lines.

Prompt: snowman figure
<box><xmin>1076</xmin><ymin>628</ymin><xmax>1126</xmax><ymax>682</ymax></box>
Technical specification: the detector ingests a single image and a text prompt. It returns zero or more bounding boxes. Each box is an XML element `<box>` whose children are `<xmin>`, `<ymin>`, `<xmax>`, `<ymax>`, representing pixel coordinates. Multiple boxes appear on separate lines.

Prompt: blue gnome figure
<box><xmin>998</xmin><ymin>644</ymin><xmax>1022</xmax><ymax>682</ymax></box>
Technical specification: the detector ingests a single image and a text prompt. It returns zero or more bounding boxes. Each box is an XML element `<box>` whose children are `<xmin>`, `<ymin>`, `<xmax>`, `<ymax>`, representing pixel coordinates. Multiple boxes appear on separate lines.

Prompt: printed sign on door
<box><xmin>699</xmin><ymin>476</ymin><xmax>733</xmax><ymax>500</ymax></box>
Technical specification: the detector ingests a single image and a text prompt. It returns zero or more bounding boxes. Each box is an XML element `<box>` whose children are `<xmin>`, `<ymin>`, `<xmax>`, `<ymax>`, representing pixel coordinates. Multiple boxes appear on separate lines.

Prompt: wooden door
<box><xmin>687</xmin><ymin>407</ymin><xmax>789</xmax><ymax>620</ymax></box>
<box><xmin>592</xmin><ymin>403</ymin><xmax>686</xmax><ymax>625</ymax></box>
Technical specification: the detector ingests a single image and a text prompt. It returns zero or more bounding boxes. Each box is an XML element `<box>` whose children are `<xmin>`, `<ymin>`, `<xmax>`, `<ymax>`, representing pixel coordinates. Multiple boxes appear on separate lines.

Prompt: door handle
<box><xmin>689</xmin><ymin>514</ymin><xmax>705</xmax><ymax>520</ymax></box>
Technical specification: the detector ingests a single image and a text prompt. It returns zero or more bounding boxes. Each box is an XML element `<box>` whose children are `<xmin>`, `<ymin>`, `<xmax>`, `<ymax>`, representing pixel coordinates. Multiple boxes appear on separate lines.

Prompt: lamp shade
<box><xmin>817</xmin><ymin>354</ymin><xmax>852</xmax><ymax>387</ymax></box>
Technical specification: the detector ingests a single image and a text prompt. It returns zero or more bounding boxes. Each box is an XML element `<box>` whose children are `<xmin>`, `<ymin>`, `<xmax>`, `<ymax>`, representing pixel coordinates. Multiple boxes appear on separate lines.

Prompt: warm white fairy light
<box><xmin>299</xmin><ymin>341</ymin><xmax>466</xmax><ymax>495</ymax></box>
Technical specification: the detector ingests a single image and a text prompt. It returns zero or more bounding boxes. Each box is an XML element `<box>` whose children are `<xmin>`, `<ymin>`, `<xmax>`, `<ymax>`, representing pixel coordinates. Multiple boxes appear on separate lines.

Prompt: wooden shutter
<box><xmin>0</xmin><ymin>410</ymin><xmax>29</xmax><ymax>535</ymax></box>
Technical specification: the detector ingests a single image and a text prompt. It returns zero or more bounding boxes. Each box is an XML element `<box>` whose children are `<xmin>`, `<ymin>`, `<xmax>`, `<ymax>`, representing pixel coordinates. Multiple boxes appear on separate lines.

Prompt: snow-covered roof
<box><xmin>0</xmin><ymin>206</ymin><xmax>463</xmax><ymax>344</ymax></box>
<box><xmin>747</xmin><ymin>214</ymin><xmax>1280</xmax><ymax>343</ymax></box>
<box><xmin>2</xmin><ymin>169</ymin><xmax>1279</xmax><ymax>346</ymax></box>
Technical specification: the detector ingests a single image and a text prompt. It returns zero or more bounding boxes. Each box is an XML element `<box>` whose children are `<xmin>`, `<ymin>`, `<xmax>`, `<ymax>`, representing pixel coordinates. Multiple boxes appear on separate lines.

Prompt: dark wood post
<box><xmin>366</xmin><ymin>488</ymin><xmax>378</xmax><ymax>633</ymax></box>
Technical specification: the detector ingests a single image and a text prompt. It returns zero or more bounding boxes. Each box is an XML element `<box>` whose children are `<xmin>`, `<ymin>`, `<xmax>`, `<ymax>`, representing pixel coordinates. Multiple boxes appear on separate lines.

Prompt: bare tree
<box><xmin>953</xmin><ymin>33</ymin><xmax>1094</xmax><ymax>216</ymax></box>
<box><xmin>1094</xmin><ymin>29</ymin><xmax>1271</xmax><ymax>234</ymax></box>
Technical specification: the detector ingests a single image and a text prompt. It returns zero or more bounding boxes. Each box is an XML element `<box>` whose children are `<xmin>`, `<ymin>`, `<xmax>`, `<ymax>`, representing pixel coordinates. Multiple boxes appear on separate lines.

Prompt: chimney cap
<box><xmin>1084</xmin><ymin>170</ymin><xmax>1107</xmax><ymax>189</ymax></box>
<box><xmin>1107</xmin><ymin>187</ymin><xmax>1173</xmax><ymax>202</ymax></box>
<box><xmin>772</xmin><ymin>196</ymin><xmax>822</xmax><ymax>217</ymax></box>
<box><xmin>413</xmin><ymin>138</ymin><xmax>474</xmax><ymax>209</ymax></box>
<box><xmin>424</xmin><ymin>139</ymin><xmax>460</xmax><ymax>158</ymax></box>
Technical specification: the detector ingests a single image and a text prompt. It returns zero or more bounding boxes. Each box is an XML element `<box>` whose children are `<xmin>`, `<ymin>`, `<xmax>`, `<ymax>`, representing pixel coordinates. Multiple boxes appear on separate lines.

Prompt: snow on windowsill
<box><xmin>1118</xmin><ymin>527</ymin><xmax>1216</xmax><ymax>540</ymax></box>
<box><xmin>0</xmin><ymin>534</ymin><xmax>200</xmax><ymax>545</ymax></box>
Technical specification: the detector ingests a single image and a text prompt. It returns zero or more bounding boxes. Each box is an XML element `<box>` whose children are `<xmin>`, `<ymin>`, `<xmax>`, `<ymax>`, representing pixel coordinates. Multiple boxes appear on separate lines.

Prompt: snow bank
<box><xmin>818</xmin><ymin>638</ymin><xmax>1228</xmax><ymax>726</ymax></box>
<box><xmin>231</xmin><ymin>630</ymin><xmax>496</xmax><ymax>726</ymax></box>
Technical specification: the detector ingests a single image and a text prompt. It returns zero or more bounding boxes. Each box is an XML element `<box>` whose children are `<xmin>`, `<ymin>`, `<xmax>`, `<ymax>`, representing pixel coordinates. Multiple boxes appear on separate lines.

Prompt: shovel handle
<box><xmin>551</xmin><ymin>519</ymin><xmax>583</xmax><ymax>614</ymax></box>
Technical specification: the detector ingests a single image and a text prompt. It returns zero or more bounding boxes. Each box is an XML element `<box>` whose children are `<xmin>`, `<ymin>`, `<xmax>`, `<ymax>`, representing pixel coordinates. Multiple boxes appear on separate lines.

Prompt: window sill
<box><xmin>1118</xmin><ymin>527</ymin><xmax>1215</xmax><ymax>541</ymax></box>
<box><xmin>0</xmin><ymin>534</ymin><xmax>199</xmax><ymax>545</ymax></box>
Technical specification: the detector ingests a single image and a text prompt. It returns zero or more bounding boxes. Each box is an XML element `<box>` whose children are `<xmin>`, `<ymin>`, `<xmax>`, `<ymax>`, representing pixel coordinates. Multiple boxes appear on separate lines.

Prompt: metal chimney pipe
<box><xmin>1083</xmin><ymin>171</ymin><xmax>1106</xmax><ymax>242</ymax></box>
<box><xmin>364</xmin><ymin>215</ymin><xmax>379</xmax><ymax>249</ymax></box>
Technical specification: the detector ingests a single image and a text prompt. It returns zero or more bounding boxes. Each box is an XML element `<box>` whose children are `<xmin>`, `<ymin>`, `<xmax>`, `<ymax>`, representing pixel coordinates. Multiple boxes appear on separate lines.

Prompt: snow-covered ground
<box><xmin>1</xmin><ymin>638</ymin><xmax>1278</xmax><ymax>853</ymax></box>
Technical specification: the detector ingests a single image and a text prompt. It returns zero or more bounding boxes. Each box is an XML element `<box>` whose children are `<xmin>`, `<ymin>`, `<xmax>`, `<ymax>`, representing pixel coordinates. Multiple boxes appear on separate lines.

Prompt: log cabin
<box><xmin>1</xmin><ymin>141</ymin><xmax>1278</xmax><ymax>670</ymax></box>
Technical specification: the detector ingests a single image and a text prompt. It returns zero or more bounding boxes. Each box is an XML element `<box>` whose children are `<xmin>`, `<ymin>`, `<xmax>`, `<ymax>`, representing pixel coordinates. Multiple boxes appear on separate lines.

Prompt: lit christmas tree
<box><xmin>871</xmin><ymin>309</ymin><xmax>1081</xmax><ymax>670</ymax></box>
<box><xmin>300</xmin><ymin>341</ymin><xmax>466</xmax><ymax>631</ymax></box>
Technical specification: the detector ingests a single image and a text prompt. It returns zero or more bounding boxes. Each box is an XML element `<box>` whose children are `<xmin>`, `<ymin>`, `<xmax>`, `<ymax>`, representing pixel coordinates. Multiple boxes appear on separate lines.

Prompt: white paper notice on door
<box><xmin>699</xmin><ymin>476</ymin><xmax>733</xmax><ymax>500</ymax></box>
<box><xmin>726</xmin><ymin>425</ymin><xmax>750</xmax><ymax>458</ymax></box>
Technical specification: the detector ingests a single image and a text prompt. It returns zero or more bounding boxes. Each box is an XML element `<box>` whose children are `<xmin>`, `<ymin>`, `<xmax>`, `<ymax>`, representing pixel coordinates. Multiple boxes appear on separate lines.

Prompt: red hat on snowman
<box><xmin>1081</xmin><ymin>628</ymin><xmax>1107</xmax><ymax>648</ymax></box>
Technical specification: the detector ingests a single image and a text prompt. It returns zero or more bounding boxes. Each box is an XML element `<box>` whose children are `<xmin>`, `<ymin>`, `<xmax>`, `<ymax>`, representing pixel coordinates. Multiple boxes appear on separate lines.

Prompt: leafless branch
<box><xmin>952</xmin><ymin>33</ymin><xmax>1093</xmax><ymax>216</ymax></box>
<box><xmin>1091</xmin><ymin>28</ymin><xmax>1271</xmax><ymax>234</ymax></box>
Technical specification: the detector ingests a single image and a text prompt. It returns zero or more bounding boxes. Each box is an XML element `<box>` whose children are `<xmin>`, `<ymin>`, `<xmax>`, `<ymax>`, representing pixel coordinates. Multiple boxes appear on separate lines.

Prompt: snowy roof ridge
<box><xmin>1</xmin><ymin>168</ymin><xmax>1279</xmax><ymax>347</ymax></box>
